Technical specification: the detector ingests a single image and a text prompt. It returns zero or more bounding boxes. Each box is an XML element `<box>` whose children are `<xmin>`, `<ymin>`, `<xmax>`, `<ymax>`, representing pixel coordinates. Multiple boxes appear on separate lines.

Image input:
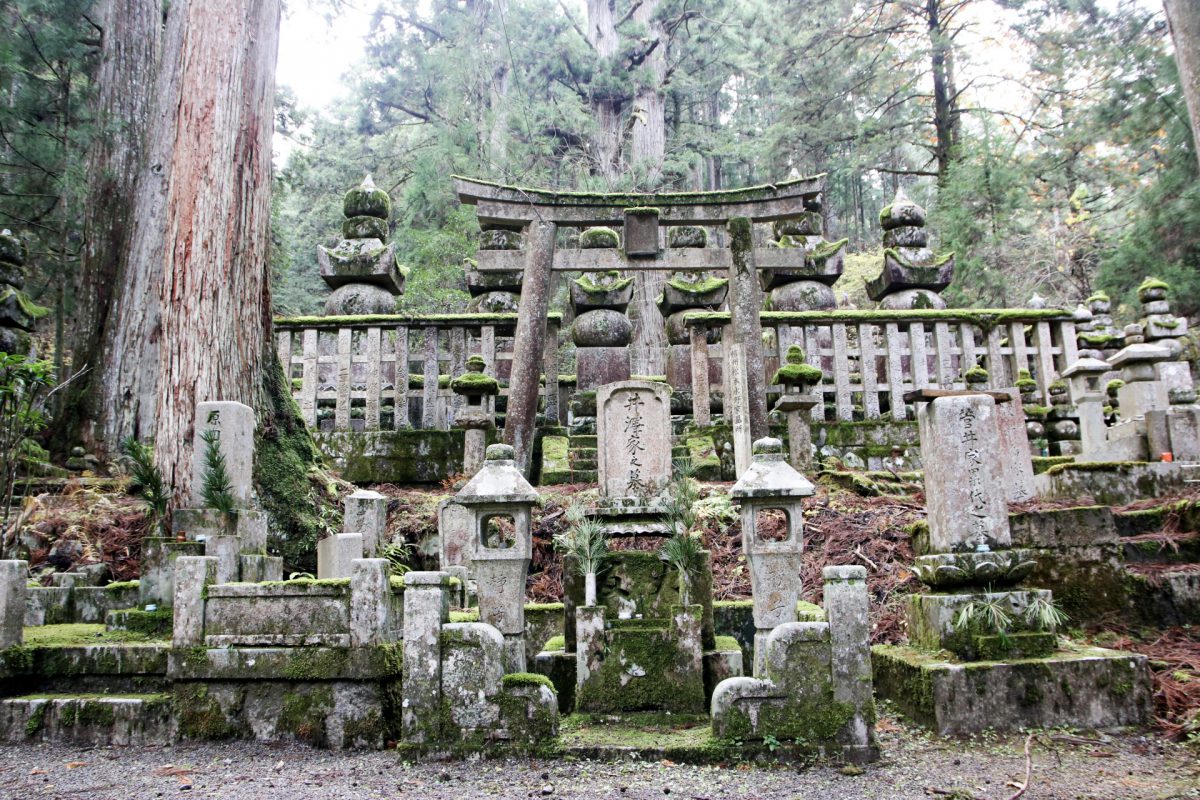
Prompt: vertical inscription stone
<box><xmin>189</xmin><ymin>401</ymin><xmax>255</xmax><ymax>508</ymax></box>
<box><xmin>916</xmin><ymin>394</ymin><xmax>1011</xmax><ymax>553</ymax></box>
<box><xmin>994</xmin><ymin>388</ymin><xmax>1036</xmax><ymax>502</ymax></box>
<box><xmin>596</xmin><ymin>380</ymin><xmax>672</xmax><ymax>500</ymax></box>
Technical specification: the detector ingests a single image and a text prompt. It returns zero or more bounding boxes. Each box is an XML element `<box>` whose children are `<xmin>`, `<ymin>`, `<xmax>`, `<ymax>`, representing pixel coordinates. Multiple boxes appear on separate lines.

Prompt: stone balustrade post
<box><xmin>401</xmin><ymin>571</ymin><xmax>450</xmax><ymax>743</ymax></box>
<box><xmin>173</xmin><ymin>556</ymin><xmax>219</xmax><ymax>647</ymax></box>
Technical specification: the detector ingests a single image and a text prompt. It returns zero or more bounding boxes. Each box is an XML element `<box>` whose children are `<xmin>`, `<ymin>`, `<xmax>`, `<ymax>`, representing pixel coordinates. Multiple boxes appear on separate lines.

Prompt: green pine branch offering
<box><xmin>199</xmin><ymin>429</ymin><xmax>237</xmax><ymax>515</ymax></box>
<box><xmin>120</xmin><ymin>436</ymin><xmax>169</xmax><ymax>536</ymax></box>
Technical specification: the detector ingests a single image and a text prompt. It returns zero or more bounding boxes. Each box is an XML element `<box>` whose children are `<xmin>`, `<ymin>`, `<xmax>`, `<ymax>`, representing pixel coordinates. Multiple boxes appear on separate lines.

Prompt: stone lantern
<box><xmin>454</xmin><ymin>443</ymin><xmax>538</xmax><ymax>672</ymax></box>
<box><xmin>730</xmin><ymin>437</ymin><xmax>816</xmax><ymax>677</ymax></box>
<box><xmin>1062</xmin><ymin>357</ymin><xmax>1112</xmax><ymax>455</ymax></box>
<box><xmin>450</xmin><ymin>355</ymin><xmax>499</xmax><ymax>475</ymax></box>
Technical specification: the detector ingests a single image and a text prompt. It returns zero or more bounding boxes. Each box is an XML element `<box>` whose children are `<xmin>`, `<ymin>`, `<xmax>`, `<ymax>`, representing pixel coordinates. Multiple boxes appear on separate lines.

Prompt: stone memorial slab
<box><xmin>189</xmin><ymin>401</ymin><xmax>255</xmax><ymax>508</ymax></box>
<box><xmin>724</xmin><ymin>344</ymin><xmax>753</xmax><ymax>477</ymax></box>
<box><xmin>596</xmin><ymin>380</ymin><xmax>673</xmax><ymax>500</ymax></box>
<box><xmin>344</xmin><ymin>489</ymin><xmax>387</xmax><ymax>558</ymax></box>
<box><xmin>995</xmin><ymin>388</ymin><xmax>1036</xmax><ymax>502</ymax></box>
<box><xmin>916</xmin><ymin>394</ymin><xmax>1011</xmax><ymax>553</ymax></box>
<box><xmin>317</xmin><ymin>533</ymin><xmax>364</xmax><ymax>580</ymax></box>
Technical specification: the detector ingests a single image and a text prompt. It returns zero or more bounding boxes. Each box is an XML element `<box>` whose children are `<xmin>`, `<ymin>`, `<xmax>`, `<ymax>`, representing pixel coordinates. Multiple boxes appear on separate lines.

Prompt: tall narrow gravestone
<box><xmin>595</xmin><ymin>381</ymin><xmax>673</xmax><ymax>501</ymax></box>
<box><xmin>188</xmin><ymin>401</ymin><xmax>255</xmax><ymax>508</ymax></box>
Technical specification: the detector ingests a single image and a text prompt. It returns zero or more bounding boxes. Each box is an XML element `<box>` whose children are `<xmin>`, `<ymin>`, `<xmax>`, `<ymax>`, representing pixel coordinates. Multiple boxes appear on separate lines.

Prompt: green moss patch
<box><xmin>501</xmin><ymin>672</ymin><xmax>556</xmax><ymax>692</ymax></box>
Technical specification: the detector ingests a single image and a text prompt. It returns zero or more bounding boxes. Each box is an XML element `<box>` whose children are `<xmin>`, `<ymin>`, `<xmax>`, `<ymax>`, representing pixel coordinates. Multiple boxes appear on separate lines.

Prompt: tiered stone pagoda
<box><xmin>866</xmin><ymin>189</ymin><xmax>954</xmax><ymax>309</ymax></box>
<box><xmin>318</xmin><ymin>176</ymin><xmax>407</xmax><ymax>315</ymax></box>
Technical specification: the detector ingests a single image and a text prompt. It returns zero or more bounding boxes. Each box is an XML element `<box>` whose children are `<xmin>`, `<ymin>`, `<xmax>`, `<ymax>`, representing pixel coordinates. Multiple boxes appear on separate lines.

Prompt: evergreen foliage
<box><xmin>199</xmin><ymin>429</ymin><xmax>237</xmax><ymax>515</ymax></box>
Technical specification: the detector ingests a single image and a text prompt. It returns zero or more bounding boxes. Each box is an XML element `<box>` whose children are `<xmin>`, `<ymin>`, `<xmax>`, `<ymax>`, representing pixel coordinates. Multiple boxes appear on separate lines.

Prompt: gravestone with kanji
<box><xmin>595</xmin><ymin>380</ymin><xmax>673</xmax><ymax>501</ymax></box>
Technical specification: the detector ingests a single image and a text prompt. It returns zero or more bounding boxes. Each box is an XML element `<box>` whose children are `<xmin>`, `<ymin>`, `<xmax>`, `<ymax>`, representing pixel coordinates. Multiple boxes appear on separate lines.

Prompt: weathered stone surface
<box><xmin>0</xmin><ymin>229</ymin><xmax>27</xmax><ymax>267</ymax></box>
<box><xmin>1035</xmin><ymin>461</ymin><xmax>1190</xmax><ymax>505</ymax></box>
<box><xmin>879</xmin><ymin>188</ymin><xmax>926</xmax><ymax>230</ymax></box>
<box><xmin>572</xmin><ymin>309</ymin><xmax>633</xmax><ymax>347</ymax></box>
<box><xmin>769</xmin><ymin>280</ymin><xmax>835</xmax><ymax>312</ymax></box>
<box><xmin>480</xmin><ymin>227</ymin><xmax>524</xmax><ymax>250</ymax></box>
<box><xmin>917</xmin><ymin>395</ymin><xmax>1011</xmax><ymax>553</ymax></box>
<box><xmin>596</xmin><ymin>381</ymin><xmax>673</xmax><ymax>500</ymax></box>
<box><xmin>995</xmin><ymin>388</ymin><xmax>1036</xmax><ymax>502</ymax></box>
<box><xmin>205</xmin><ymin>535</ymin><xmax>241</xmax><ymax>584</ymax></box>
<box><xmin>345</xmin><ymin>490</ymin><xmax>387</xmax><ymax>558</ymax></box>
<box><xmin>466</xmin><ymin>290</ymin><xmax>521</xmax><ymax>314</ymax></box>
<box><xmin>203</xmin><ymin>582</ymin><xmax>351</xmax><ymax>646</ymax></box>
<box><xmin>139</xmin><ymin>538</ymin><xmax>204</xmax><ymax>607</ymax></box>
<box><xmin>1009</xmin><ymin>506</ymin><xmax>1118</xmax><ymax>549</ymax></box>
<box><xmin>318</xmin><ymin>533</ymin><xmax>364</xmax><ymax>580</ymax></box>
<box><xmin>441</xmin><ymin>622</ymin><xmax>503</xmax><ymax>735</ymax></box>
<box><xmin>906</xmin><ymin>589</ymin><xmax>1052</xmax><ymax>658</ymax></box>
<box><xmin>172</xmin><ymin>509</ymin><xmax>267</xmax><ymax>554</ymax></box>
<box><xmin>0</xmin><ymin>695</ymin><xmax>175</xmax><ymax>746</ymax></box>
<box><xmin>238</xmin><ymin>554</ymin><xmax>283</xmax><ymax>583</ymax></box>
<box><xmin>0</xmin><ymin>560</ymin><xmax>26</xmax><ymax>647</ymax></box>
<box><xmin>350</xmin><ymin>559</ymin><xmax>393</xmax><ymax>646</ymax></box>
<box><xmin>623</xmin><ymin>209</ymin><xmax>660</xmax><ymax>256</ymax></box>
<box><xmin>189</xmin><ymin>401</ymin><xmax>255</xmax><ymax>509</ymax></box>
<box><xmin>873</xmin><ymin>644</ymin><xmax>1151</xmax><ymax>735</ymax></box>
<box><xmin>324</xmin><ymin>282</ymin><xmax>396</xmax><ymax>315</ymax></box>
<box><xmin>878</xmin><ymin>288</ymin><xmax>948</xmax><ymax>310</ymax></box>
<box><xmin>438</xmin><ymin>498</ymin><xmax>472</xmax><ymax>569</ymax></box>
<box><xmin>571</xmin><ymin>273</ymin><xmax>634</xmax><ymax>310</ymax></box>
<box><xmin>882</xmin><ymin>225</ymin><xmax>928</xmax><ymax>248</ymax></box>
<box><xmin>575</xmin><ymin>346</ymin><xmax>631</xmax><ymax>392</ymax></box>
<box><xmin>822</xmin><ymin>566</ymin><xmax>874</xmax><ymax>758</ymax></box>
<box><xmin>668</xmin><ymin>226</ymin><xmax>707</xmax><ymax>248</ymax></box>
<box><xmin>342</xmin><ymin>215</ymin><xmax>389</xmax><ymax>241</ymax></box>
<box><xmin>401</xmin><ymin>571</ymin><xmax>450</xmax><ymax>743</ymax></box>
<box><xmin>465</xmin><ymin>266</ymin><xmax>521</xmax><ymax>295</ymax></box>
<box><xmin>317</xmin><ymin>240</ymin><xmax>405</xmax><ymax>292</ymax></box>
<box><xmin>172</xmin><ymin>556</ymin><xmax>218</xmax><ymax>647</ymax></box>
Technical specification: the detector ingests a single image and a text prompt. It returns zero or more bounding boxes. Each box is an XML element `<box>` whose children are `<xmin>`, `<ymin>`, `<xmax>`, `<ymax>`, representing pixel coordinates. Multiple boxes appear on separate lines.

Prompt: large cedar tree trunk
<box><xmin>139</xmin><ymin>0</ymin><xmax>281</xmax><ymax>495</ymax></box>
<box><xmin>926</xmin><ymin>0</ymin><xmax>961</xmax><ymax>188</ymax></box>
<box><xmin>587</xmin><ymin>0</ymin><xmax>623</xmax><ymax>181</ymax></box>
<box><xmin>1166</xmin><ymin>0</ymin><xmax>1200</xmax><ymax>172</ymax></box>
<box><xmin>626</xmin><ymin>0</ymin><xmax>668</xmax><ymax>376</ymax></box>
<box><xmin>57</xmin><ymin>0</ymin><xmax>161</xmax><ymax>456</ymax></box>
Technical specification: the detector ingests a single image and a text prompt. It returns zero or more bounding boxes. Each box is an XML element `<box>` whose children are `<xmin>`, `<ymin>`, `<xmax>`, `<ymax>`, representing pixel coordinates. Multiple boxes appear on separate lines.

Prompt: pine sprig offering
<box><xmin>199</xmin><ymin>429</ymin><xmax>237</xmax><ymax>515</ymax></box>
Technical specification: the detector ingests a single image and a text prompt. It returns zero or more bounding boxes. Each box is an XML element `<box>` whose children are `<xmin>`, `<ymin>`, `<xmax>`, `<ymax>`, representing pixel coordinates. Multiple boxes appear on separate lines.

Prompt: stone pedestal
<box><xmin>438</xmin><ymin>498</ymin><xmax>472</xmax><ymax>570</ymax></box>
<box><xmin>140</xmin><ymin>538</ymin><xmax>206</xmax><ymax>607</ymax></box>
<box><xmin>349</xmin><ymin>559</ymin><xmax>392</xmax><ymax>646</ymax></box>
<box><xmin>774</xmin><ymin>394</ymin><xmax>820</xmax><ymax>473</ymax></box>
<box><xmin>344</xmin><ymin>489</ymin><xmax>387</xmax><ymax>558</ymax></box>
<box><xmin>822</xmin><ymin>566</ymin><xmax>874</xmax><ymax>757</ymax></box>
<box><xmin>317</xmin><ymin>533</ymin><xmax>364</xmax><ymax>580</ymax></box>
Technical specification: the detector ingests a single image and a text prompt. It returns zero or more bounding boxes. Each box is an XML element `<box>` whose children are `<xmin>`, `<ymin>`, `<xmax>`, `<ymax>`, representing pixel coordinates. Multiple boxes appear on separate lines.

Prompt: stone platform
<box><xmin>872</xmin><ymin>643</ymin><xmax>1152</xmax><ymax>735</ymax></box>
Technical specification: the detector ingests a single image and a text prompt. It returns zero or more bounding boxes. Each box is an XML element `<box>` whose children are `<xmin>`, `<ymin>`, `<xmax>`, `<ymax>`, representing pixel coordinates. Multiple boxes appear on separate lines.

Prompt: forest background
<box><xmin>2</xmin><ymin>0</ymin><xmax>1198</xmax><ymax>371</ymax></box>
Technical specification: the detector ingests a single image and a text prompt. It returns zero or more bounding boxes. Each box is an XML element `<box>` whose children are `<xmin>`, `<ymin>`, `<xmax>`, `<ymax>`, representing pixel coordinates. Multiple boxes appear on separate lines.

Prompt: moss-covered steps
<box><xmin>539</xmin><ymin>433</ymin><xmax>722</xmax><ymax>485</ymax></box>
<box><xmin>0</xmin><ymin>693</ymin><xmax>174</xmax><ymax>745</ymax></box>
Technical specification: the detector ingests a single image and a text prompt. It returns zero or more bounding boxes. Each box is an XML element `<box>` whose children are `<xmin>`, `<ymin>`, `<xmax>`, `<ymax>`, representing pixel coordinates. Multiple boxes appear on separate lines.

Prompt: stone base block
<box><xmin>140</xmin><ymin>538</ymin><xmax>206</xmax><ymax>608</ymax></box>
<box><xmin>1035</xmin><ymin>462</ymin><xmax>1189</xmax><ymax>505</ymax></box>
<box><xmin>906</xmin><ymin>590</ymin><xmax>1052</xmax><ymax>660</ymax></box>
<box><xmin>702</xmin><ymin>644</ymin><xmax>743</xmax><ymax>702</ymax></box>
<box><xmin>0</xmin><ymin>695</ymin><xmax>174</xmax><ymax>745</ymax></box>
<box><xmin>173</xmin><ymin>679</ymin><xmax>390</xmax><ymax>748</ymax></box>
<box><xmin>239</xmin><ymin>554</ymin><xmax>283</xmax><ymax>583</ymax></box>
<box><xmin>873</xmin><ymin>644</ymin><xmax>1152</xmax><ymax>735</ymax></box>
<box><xmin>576</xmin><ymin>347</ymin><xmax>630</xmax><ymax>393</ymax></box>
<box><xmin>172</xmin><ymin>509</ymin><xmax>268</xmax><ymax>554</ymax></box>
<box><xmin>533</xmin><ymin>648</ymin><xmax>577</xmax><ymax>712</ymax></box>
<box><xmin>106</xmin><ymin>607</ymin><xmax>173</xmax><ymax>636</ymax></box>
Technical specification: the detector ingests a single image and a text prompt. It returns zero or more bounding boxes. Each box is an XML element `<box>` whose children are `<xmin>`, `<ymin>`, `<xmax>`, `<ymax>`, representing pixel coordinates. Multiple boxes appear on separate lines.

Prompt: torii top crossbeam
<box><xmin>453</xmin><ymin>175</ymin><xmax>825</xmax><ymax>227</ymax></box>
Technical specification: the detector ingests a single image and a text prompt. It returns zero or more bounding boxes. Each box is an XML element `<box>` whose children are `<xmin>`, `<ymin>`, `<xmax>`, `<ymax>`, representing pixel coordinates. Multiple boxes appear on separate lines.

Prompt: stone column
<box><xmin>401</xmin><ymin>571</ymin><xmax>450</xmax><ymax>743</ymax></box>
<box><xmin>823</xmin><ymin>565</ymin><xmax>874</xmax><ymax>754</ymax></box>
<box><xmin>204</xmin><ymin>534</ymin><xmax>241</xmax><ymax>583</ymax></box>
<box><xmin>503</xmin><ymin>220</ymin><xmax>556</xmax><ymax>474</ymax></box>
<box><xmin>690</xmin><ymin>325</ymin><xmax>712</xmax><ymax>427</ymax></box>
<box><xmin>727</xmin><ymin>217</ymin><xmax>767</xmax><ymax>442</ymax></box>
<box><xmin>345</xmin><ymin>489</ymin><xmax>388</xmax><ymax>558</ymax></box>
<box><xmin>0</xmin><ymin>560</ymin><xmax>27</xmax><ymax>647</ymax></box>
<box><xmin>172</xmin><ymin>556</ymin><xmax>218</xmax><ymax>647</ymax></box>
<box><xmin>350</xmin><ymin>558</ymin><xmax>393</xmax><ymax>646</ymax></box>
<box><xmin>994</xmin><ymin>388</ymin><xmax>1036</xmax><ymax>502</ymax></box>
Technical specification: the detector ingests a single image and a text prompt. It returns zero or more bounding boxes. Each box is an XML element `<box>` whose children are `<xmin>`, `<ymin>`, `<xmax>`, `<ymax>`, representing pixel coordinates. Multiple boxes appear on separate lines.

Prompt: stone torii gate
<box><xmin>455</xmin><ymin>175</ymin><xmax>835</xmax><ymax>474</ymax></box>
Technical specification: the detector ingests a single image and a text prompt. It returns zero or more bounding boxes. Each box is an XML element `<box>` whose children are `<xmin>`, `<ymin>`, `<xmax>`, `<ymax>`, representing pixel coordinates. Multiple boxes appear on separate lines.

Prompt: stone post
<box><xmin>401</xmin><ymin>571</ymin><xmax>450</xmax><ymax>743</ymax></box>
<box><xmin>172</xmin><ymin>556</ymin><xmax>218</xmax><ymax>647</ymax></box>
<box><xmin>317</xmin><ymin>533</ymin><xmax>364</xmax><ymax>580</ymax></box>
<box><xmin>350</xmin><ymin>558</ymin><xmax>393</xmax><ymax>646</ymax></box>
<box><xmin>204</xmin><ymin>534</ymin><xmax>241</xmax><ymax>584</ymax></box>
<box><xmin>575</xmin><ymin>605</ymin><xmax>606</xmax><ymax>690</ymax></box>
<box><xmin>0</xmin><ymin>560</ymin><xmax>27</xmax><ymax>647</ymax></box>
<box><xmin>727</xmin><ymin>217</ymin><xmax>767</xmax><ymax>443</ymax></box>
<box><xmin>503</xmin><ymin>220</ymin><xmax>557</xmax><ymax>474</ymax></box>
<box><xmin>994</xmin><ymin>387</ymin><xmax>1036</xmax><ymax>502</ymax></box>
<box><xmin>823</xmin><ymin>565</ymin><xmax>874</xmax><ymax>755</ymax></box>
<box><xmin>344</xmin><ymin>489</ymin><xmax>388</xmax><ymax>557</ymax></box>
<box><xmin>1062</xmin><ymin>358</ymin><xmax>1113</xmax><ymax>457</ymax></box>
<box><xmin>690</xmin><ymin>325</ymin><xmax>712</xmax><ymax>427</ymax></box>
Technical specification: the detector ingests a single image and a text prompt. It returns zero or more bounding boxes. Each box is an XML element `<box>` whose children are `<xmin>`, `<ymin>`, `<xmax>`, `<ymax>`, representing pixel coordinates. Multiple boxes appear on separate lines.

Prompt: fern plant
<box><xmin>199</xmin><ymin>429</ymin><xmax>237</xmax><ymax>515</ymax></box>
<box><xmin>121</xmin><ymin>436</ymin><xmax>170</xmax><ymax>537</ymax></box>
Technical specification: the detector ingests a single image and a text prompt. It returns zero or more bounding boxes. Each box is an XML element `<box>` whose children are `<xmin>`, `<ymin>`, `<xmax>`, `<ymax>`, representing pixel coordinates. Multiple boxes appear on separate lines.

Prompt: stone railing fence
<box><xmin>275</xmin><ymin>313</ymin><xmax>563</xmax><ymax>432</ymax></box>
<box><xmin>684</xmin><ymin>309</ymin><xmax>1078</xmax><ymax>424</ymax></box>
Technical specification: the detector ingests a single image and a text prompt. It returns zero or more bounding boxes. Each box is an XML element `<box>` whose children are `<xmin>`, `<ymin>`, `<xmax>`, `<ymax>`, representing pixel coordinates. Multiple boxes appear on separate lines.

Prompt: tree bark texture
<box><xmin>1165</xmin><ymin>0</ymin><xmax>1200</xmax><ymax>172</ymax></box>
<box><xmin>926</xmin><ymin>0</ymin><xmax>961</xmax><ymax>188</ymax></box>
<box><xmin>626</xmin><ymin>0</ymin><xmax>668</xmax><ymax>377</ymax></box>
<box><xmin>587</xmin><ymin>0</ymin><xmax>623</xmax><ymax>181</ymax></box>
<box><xmin>58</xmin><ymin>0</ymin><xmax>161</xmax><ymax>456</ymax></box>
<box><xmin>149</xmin><ymin>0</ymin><xmax>281</xmax><ymax>496</ymax></box>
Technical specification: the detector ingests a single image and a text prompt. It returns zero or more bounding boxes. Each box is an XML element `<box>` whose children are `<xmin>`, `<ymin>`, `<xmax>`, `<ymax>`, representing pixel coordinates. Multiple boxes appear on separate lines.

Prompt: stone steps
<box><xmin>1120</xmin><ymin>531</ymin><xmax>1200</xmax><ymax>564</ymax></box>
<box><xmin>0</xmin><ymin>694</ymin><xmax>174</xmax><ymax>745</ymax></box>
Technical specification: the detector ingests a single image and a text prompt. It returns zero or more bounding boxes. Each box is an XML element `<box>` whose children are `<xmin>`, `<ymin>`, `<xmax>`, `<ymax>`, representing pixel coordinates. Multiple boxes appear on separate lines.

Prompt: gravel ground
<box><xmin>0</xmin><ymin>725</ymin><xmax>1196</xmax><ymax>800</ymax></box>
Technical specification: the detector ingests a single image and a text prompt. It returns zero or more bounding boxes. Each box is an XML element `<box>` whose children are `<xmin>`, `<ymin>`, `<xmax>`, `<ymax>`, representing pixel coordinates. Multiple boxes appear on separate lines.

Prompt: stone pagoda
<box><xmin>866</xmin><ymin>189</ymin><xmax>954</xmax><ymax>309</ymax></box>
<box><xmin>318</xmin><ymin>176</ymin><xmax>407</xmax><ymax>315</ymax></box>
